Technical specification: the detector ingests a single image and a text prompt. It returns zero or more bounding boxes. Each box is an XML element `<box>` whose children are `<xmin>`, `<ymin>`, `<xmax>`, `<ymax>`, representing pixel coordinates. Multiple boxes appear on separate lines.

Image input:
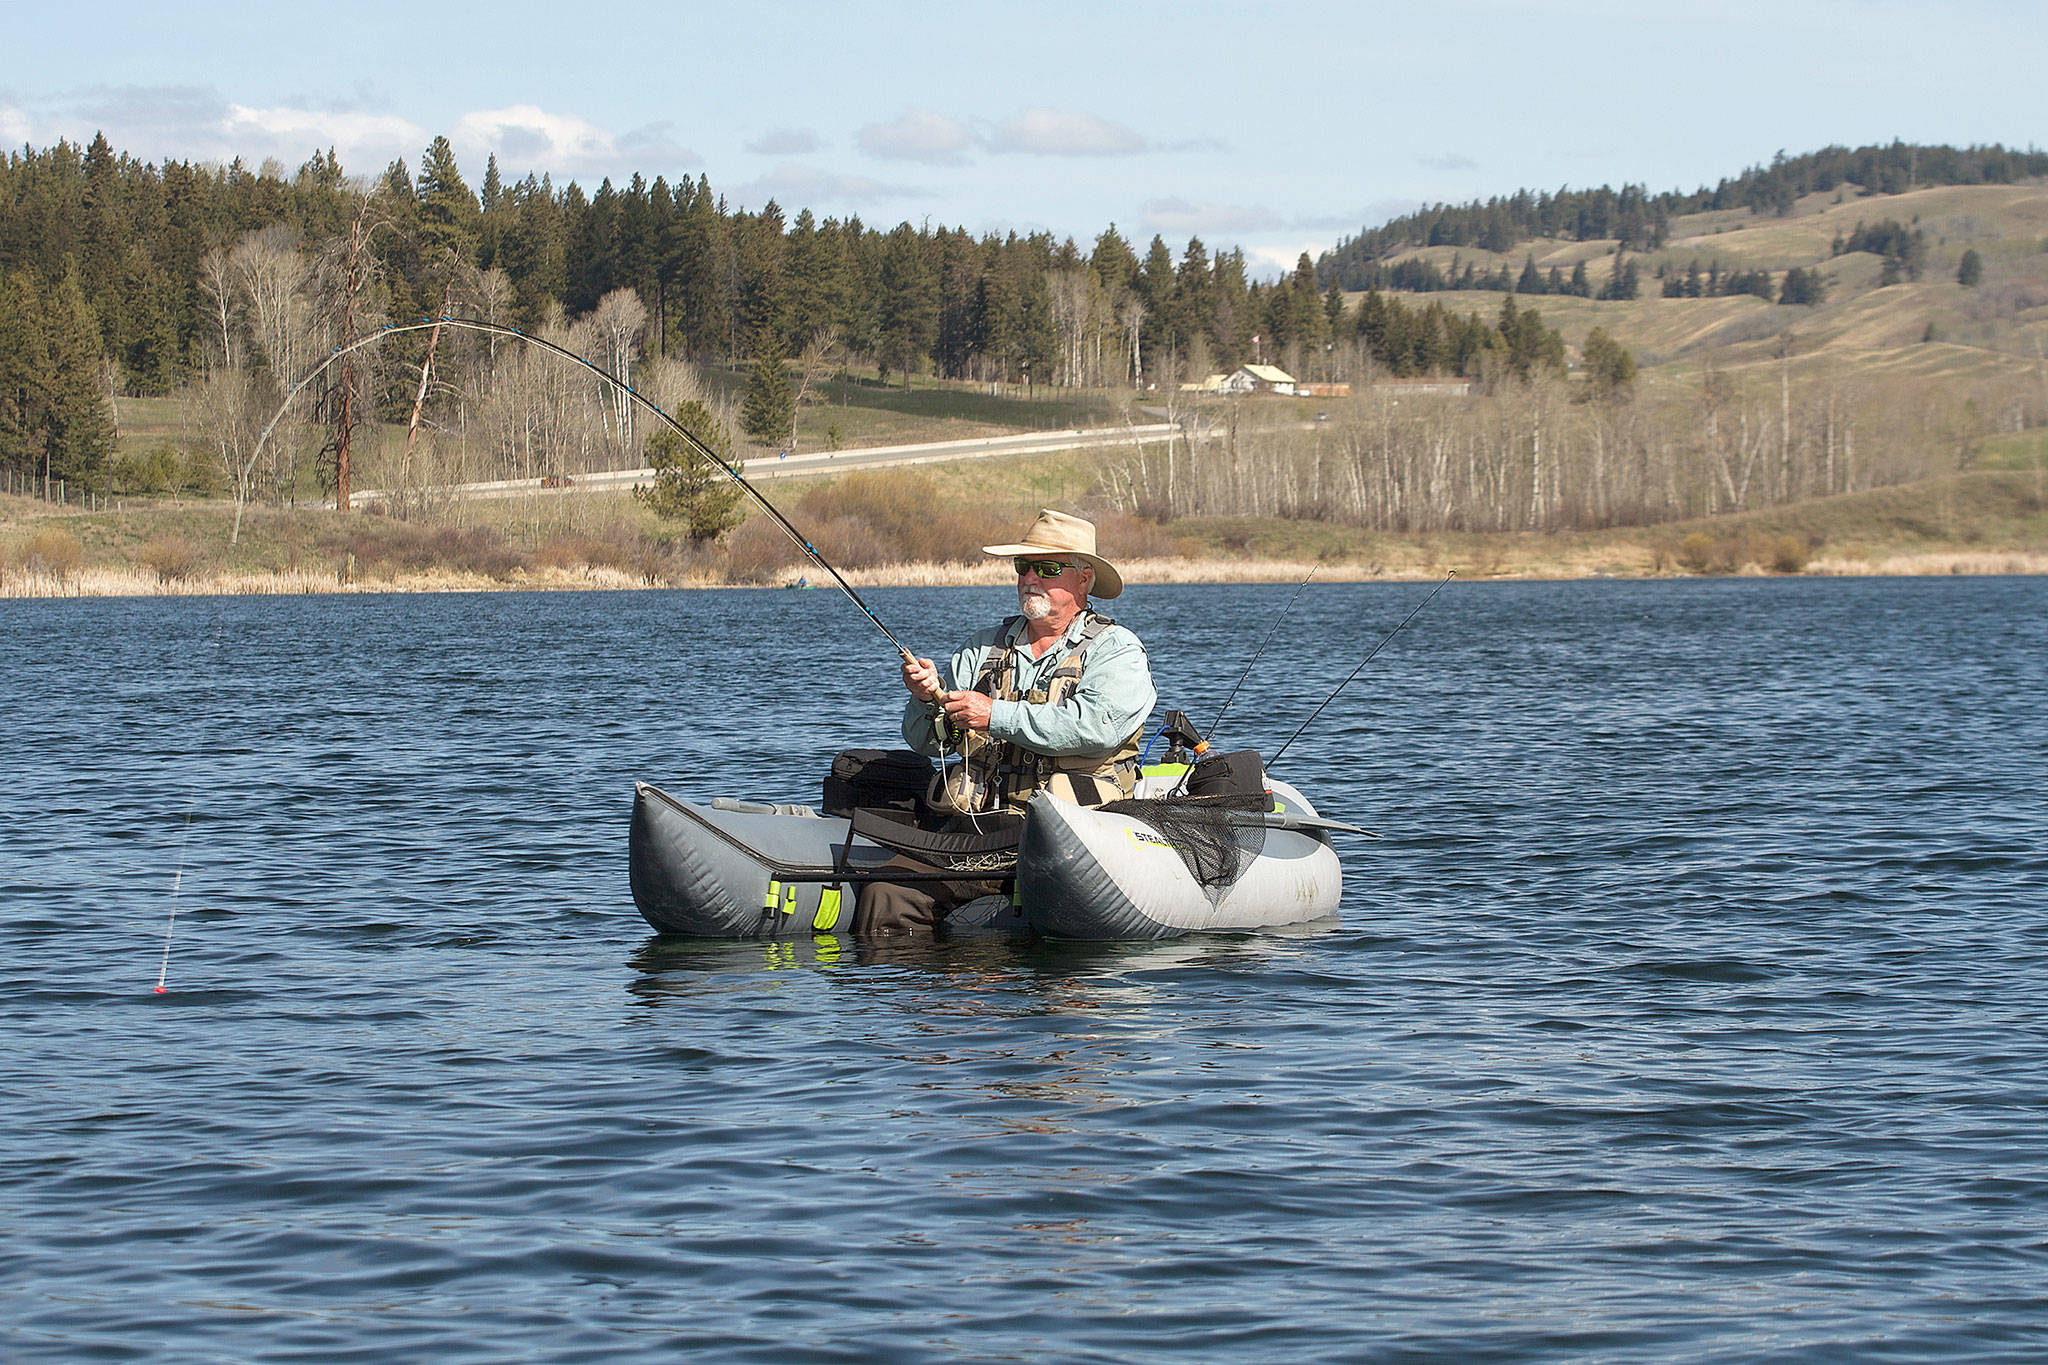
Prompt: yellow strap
<box><xmin>764</xmin><ymin>879</ymin><xmax>781</xmax><ymax>911</ymax></box>
<box><xmin>782</xmin><ymin>883</ymin><xmax>798</xmax><ymax>916</ymax></box>
<box><xmin>813</xmin><ymin>886</ymin><xmax>843</xmax><ymax>931</ymax></box>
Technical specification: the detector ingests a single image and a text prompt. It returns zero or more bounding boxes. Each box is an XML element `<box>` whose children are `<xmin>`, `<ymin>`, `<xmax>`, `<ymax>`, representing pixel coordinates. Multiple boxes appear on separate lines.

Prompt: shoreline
<box><xmin>5</xmin><ymin>550</ymin><xmax>2046</xmax><ymax>599</ymax></box>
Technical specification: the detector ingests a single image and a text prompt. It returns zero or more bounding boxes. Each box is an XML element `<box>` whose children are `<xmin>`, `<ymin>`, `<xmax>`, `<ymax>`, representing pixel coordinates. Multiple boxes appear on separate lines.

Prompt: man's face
<box><xmin>1016</xmin><ymin>558</ymin><xmax>1091</xmax><ymax>621</ymax></box>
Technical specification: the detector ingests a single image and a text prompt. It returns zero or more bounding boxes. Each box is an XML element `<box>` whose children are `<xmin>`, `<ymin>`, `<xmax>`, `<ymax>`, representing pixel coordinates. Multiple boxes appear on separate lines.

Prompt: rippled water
<box><xmin>4</xmin><ymin>576</ymin><xmax>2046</xmax><ymax>1361</ymax></box>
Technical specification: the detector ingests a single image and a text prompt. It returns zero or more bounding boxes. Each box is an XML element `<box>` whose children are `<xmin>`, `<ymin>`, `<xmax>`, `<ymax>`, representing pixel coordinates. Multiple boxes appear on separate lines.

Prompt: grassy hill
<box><xmin>1350</xmin><ymin>181</ymin><xmax>2048</xmax><ymax>387</ymax></box>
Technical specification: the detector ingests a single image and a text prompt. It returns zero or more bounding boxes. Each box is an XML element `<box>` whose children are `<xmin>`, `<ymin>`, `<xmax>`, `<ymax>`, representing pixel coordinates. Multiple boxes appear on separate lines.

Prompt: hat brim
<box><xmin>983</xmin><ymin>544</ymin><xmax>1123</xmax><ymax>599</ymax></box>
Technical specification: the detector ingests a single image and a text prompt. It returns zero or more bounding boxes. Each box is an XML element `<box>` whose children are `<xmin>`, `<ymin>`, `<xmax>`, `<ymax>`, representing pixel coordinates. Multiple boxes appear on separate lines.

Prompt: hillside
<box><xmin>1342</xmin><ymin>181</ymin><xmax>2048</xmax><ymax>388</ymax></box>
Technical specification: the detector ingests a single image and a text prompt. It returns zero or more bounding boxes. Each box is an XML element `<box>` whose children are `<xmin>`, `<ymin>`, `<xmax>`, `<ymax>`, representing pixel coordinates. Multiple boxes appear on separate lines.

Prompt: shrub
<box><xmin>1676</xmin><ymin>532</ymin><xmax>1716</xmax><ymax>573</ymax></box>
<box><xmin>141</xmin><ymin>535</ymin><xmax>204</xmax><ymax>584</ymax></box>
<box><xmin>722</xmin><ymin>516</ymin><xmax>803</xmax><ymax>583</ymax></box>
<box><xmin>1767</xmin><ymin>534</ymin><xmax>1810</xmax><ymax>574</ymax></box>
<box><xmin>20</xmin><ymin>528</ymin><xmax>83</xmax><ymax>581</ymax></box>
<box><xmin>115</xmin><ymin>443</ymin><xmax>184</xmax><ymax>494</ymax></box>
<box><xmin>327</xmin><ymin>522</ymin><xmax>529</xmax><ymax>581</ymax></box>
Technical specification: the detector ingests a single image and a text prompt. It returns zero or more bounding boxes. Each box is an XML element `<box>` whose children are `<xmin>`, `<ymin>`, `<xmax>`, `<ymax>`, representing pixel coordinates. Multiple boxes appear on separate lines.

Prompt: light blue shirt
<box><xmin>903</xmin><ymin>612</ymin><xmax>1157</xmax><ymax>759</ymax></box>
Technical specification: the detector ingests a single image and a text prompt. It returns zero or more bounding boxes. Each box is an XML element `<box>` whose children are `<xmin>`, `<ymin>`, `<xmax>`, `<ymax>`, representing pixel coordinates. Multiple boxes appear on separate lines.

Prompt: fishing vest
<box><xmin>936</xmin><ymin>612</ymin><xmax>1143</xmax><ymax>815</ymax></box>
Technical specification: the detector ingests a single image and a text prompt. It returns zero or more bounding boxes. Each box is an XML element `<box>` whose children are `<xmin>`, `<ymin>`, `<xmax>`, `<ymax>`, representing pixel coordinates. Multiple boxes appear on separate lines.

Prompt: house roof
<box><xmin>1239</xmin><ymin>364</ymin><xmax>1296</xmax><ymax>383</ymax></box>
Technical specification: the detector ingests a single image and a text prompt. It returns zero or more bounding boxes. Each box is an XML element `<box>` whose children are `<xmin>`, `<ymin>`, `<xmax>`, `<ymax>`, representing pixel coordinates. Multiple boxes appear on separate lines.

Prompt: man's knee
<box><xmin>853</xmin><ymin>881</ymin><xmax>942</xmax><ymax>936</ymax></box>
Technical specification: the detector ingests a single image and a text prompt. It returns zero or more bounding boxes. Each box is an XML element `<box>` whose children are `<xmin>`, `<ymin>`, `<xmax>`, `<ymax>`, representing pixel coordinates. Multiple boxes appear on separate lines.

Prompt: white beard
<box><xmin>1017</xmin><ymin>586</ymin><xmax>1053</xmax><ymax>621</ymax></box>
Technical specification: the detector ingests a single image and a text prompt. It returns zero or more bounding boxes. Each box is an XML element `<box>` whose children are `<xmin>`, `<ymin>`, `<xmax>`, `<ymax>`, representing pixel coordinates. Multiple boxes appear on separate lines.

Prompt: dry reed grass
<box><xmin>1808</xmin><ymin>551</ymin><xmax>2048</xmax><ymax>576</ymax></box>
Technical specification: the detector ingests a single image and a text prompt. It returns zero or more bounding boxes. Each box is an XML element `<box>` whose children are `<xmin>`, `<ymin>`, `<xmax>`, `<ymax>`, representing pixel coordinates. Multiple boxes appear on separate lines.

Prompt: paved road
<box><xmin>348</xmin><ymin>422</ymin><xmax>1178</xmax><ymax>506</ymax></box>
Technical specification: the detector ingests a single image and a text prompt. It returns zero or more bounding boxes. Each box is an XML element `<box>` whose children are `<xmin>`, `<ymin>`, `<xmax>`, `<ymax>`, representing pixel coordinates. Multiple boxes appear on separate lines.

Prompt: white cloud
<box><xmin>987</xmin><ymin>108</ymin><xmax>1145</xmax><ymax>157</ymax></box>
<box><xmin>856</xmin><ymin>109</ymin><xmax>975</xmax><ymax>164</ymax></box>
<box><xmin>451</xmin><ymin>104</ymin><xmax>617</xmax><ymax>176</ymax></box>
<box><xmin>731</xmin><ymin>163</ymin><xmax>922</xmax><ymax>211</ymax></box>
<box><xmin>225</xmin><ymin>103</ymin><xmax>427</xmax><ymax>168</ymax></box>
<box><xmin>858</xmin><ymin>106</ymin><xmax>1165</xmax><ymax>164</ymax></box>
<box><xmin>1245</xmin><ymin>243</ymin><xmax>1329</xmax><ymax>278</ymax></box>
<box><xmin>747</xmin><ymin>127</ymin><xmax>823</xmax><ymax>156</ymax></box>
<box><xmin>0</xmin><ymin>102</ymin><xmax>32</xmax><ymax>148</ymax></box>
<box><xmin>1141</xmin><ymin>196</ymin><xmax>1286</xmax><ymax>237</ymax></box>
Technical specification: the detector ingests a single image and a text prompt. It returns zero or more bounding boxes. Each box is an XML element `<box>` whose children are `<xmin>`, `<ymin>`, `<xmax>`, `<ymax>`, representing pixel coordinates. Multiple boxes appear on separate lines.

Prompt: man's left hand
<box><xmin>941</xmin><ymin>689</ymin><xmax>993</xmax><ymax>731</ymax></box>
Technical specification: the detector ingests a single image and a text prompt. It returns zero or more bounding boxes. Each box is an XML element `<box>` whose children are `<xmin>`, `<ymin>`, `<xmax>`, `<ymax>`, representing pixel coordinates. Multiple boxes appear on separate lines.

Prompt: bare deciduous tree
<box><xmin>588</xmin><ymin>288</ymin><xmax>648</xmax><ymax>459</ymax></box>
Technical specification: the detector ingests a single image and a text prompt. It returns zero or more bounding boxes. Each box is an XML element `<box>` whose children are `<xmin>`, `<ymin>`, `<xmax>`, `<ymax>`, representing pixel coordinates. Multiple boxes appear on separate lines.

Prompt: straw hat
<box><xmin>983</xmin><ymin>509</ymin><xmax>1123</xmax><ymax>599</ymax></box>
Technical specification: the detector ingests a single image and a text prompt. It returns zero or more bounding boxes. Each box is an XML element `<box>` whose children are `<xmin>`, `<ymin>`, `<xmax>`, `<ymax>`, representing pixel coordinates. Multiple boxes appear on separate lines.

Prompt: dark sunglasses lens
<box><xmin>1015</xmin><ymin>558</ymin><xmax>1066</xmax><ymax>577</ymax></box>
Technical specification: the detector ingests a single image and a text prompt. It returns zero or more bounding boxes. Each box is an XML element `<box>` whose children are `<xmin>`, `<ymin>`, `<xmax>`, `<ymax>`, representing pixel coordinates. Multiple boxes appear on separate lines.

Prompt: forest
<box><xmin>2</xmin><ymin>133</ymin><xmax>2042</xmax><ymax>554</ymax></box>
<box><xmin>1316</xmin><ymin>141</ymin><xmax>2048</xmax><ymax>285</ymax></box>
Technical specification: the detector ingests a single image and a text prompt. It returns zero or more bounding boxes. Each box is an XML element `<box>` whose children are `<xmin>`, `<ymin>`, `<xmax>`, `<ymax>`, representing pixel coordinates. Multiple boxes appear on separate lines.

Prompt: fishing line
<box><xmin>1206</xmin><ymin>566</ymin><xmax>1317</xmax><ymax>745</ymax></box>
<box><xmin>250</xmin><ymin>316</ymin><xmax>916</xmax><ymax>661</ymax></box>
<box><xmin>154</xmin><ymin>616</ymin><xmax>226</xmax><ymax>994</ymax></box>
<box><xmin>1266</xmin><ymin>570</ymin><xmax>1455</xmax><ymax>770</ymax></box>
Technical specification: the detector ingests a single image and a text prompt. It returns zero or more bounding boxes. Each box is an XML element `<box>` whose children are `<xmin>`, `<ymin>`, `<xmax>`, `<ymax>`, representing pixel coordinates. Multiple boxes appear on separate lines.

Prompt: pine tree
<box><xmin>1091</xmin><ymin>224</ymin><xmax>1139</xmax><ymax>294</ymax></box>
<box><xmin>1957</xmin><ymin>248</ymin><xmax>1983</xmax><ymax>286</ymax></box>
<box><xmin>0</xmin><ymin>270</ymin><xmax>52</xmax><ymax>476</ymax></box>
<box><xmin>415</xmin><ymin>136</ymin><xmax>481</xmax><ymax>270</ymax></box>
<box><xmin>741</xmin><ymin>348</ymin><xmax>795</xmax><ymax>443</ymax></box>
<box><xmin>1580</xmin><ymin>326</ymin><xmax>1637</xmax><ymax>399</ymax></box>
<box><xmin>42</xmin><ymin>268</ymin><xmax>117</xmax><ymax>492</ymax></box>
<box><xmin>875</xmin><ymin>223</ymin><xmax>937</xmax><ymax>385</ymax></box>
<box><xmin>635</xmin><ymin>408</ymin><xmax>745</xmax><ymax>542</ymax></box>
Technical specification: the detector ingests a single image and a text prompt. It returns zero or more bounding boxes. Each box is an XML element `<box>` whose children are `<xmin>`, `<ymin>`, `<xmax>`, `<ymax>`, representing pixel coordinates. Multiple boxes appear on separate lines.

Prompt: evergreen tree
<box><xmin>741</xmin><ymin>348</ymin><xmax>795</xmax><ymax>442</ymax></box>
<box><xmin>732</xmin><ymin>200</ymin><xmax>787</xmax><ymax>358</ymax></box>
<box><xmin>1580</xmin><ymin>326</ymin><xmax>1637</xmax><ymax>398</ymax></box>
<box><xmin>1957</xmin><ymin>248</ymin><xmax>1983</xmax><ymax>286</ymax></box>
<box><xmin>1171</xmin><ymin>237</ymin><xmax>1213</xmax><ymax>360</ymax></box>
<box><xmin>42</xmin><ymin>268</ymin><xmax>116</xmax><ymax>491</ymax></box>
<box><xmin>668</xmin><ymin>174</ymin><xmax>728</xmax><ymax>360</ymax></box>
<box><xmin>480</xmin><ymin>155</ymin><xmax>503</xmax><ymax>212</ymax></box>
<box><xmin>875</xmin><ymin>223</ymin><xmax>936</xmax><ymax>385</ymax></box>
<box><xmin>1091</xmin><ymin>224</ymin><xmax>1139</xmax><ymax>294</ymax></box>
<box><xmin>634</xmin><ymin>409</ymin><xmax>744</xmax><ymax>543</ymax></box>
<box><xmin>0</xmin><ymin>269</ymin><xmax>52</xmax><ymax>476</ymax></box>
<box><xmin>1516</xmin><ymin>255</ymin><xmax>1543</xmax><ymax>294</ymax></box>
<box><xmin>781</xmin><ymin>207</ymin><xmax>846</xmax><ymax>351</ymax></box>
<box><xmin>932</xmin><ymin>226</ymin><xmax>983</xmax><ymax>379</ymax></box>
<box><xmin>1778</xmin><ymin>266</ymin><xmax>1827</xmax><ymax>305</ymax></box>
<box><xmin>1597</xmin><ymin>254</ymin><xmax>1640</xmax><ymax>300</ymax></box>
<box><xmin>1136</xmin><ymin>234</ymin><xmax>1176</xmax><ymax>367</ymax></box>
<box><xmin>568</xmin><ymin>177</ymin><xmax>621</xmax><ymax>314</ymax></box>
<box><xmin>1569</xmin><ymin>260</ymin><xmax>1590</xmax><ymax>297</ymax></box>
<box><xmin>414</xmin><ymin>136</ymin><xmax>481</xmax><ymax>270</ymax></box>
<box><xmin>118</xmin><ymin>246</ymin><xmax>178</xmax><ymax>393</ymax></box>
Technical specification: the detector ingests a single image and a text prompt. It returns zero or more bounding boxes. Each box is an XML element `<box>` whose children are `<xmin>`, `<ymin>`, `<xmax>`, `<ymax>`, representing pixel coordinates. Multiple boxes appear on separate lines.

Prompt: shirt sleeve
<box><xmin>986</xmin><ymin>626</ymin><xmax>1157</xmax><ymax>757</ymax></box>
<box><xmin>900</xmin><ymin>628</ymin><xmax>1004</xmax><ymax>756</ymax></box>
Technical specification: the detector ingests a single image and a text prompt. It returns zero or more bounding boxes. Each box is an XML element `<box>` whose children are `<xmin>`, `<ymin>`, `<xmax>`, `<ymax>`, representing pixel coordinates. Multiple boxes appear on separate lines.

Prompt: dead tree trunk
<box><xmin>399</xmin><ymin>281</ymin><xmax>454</xmax><ymax>513</ymax></box>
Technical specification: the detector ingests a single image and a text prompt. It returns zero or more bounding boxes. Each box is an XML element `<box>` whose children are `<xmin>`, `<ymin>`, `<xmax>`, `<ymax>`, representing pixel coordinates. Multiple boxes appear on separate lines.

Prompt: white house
<box><xmin>1219</xmin><ymin>364</ymin><xmax>1297</xmax><ymax>396</ymax></box>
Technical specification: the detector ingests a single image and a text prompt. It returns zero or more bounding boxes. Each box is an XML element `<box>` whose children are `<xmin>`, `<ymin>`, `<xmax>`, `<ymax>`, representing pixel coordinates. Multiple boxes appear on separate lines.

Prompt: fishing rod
<box><xmin>1266</xmin><ymin>570</ymin><xmax>1455</xmax><ymax>769</ymax></box>
<box><xmin>1206</xmin><ymin>566</ymin><xmax>1317</xmax><ymax>745</ymax></box>
<box><xmin>248</xmin><ymin>316</ymin><xmax>916</xmax><ymax>660</ymax></box>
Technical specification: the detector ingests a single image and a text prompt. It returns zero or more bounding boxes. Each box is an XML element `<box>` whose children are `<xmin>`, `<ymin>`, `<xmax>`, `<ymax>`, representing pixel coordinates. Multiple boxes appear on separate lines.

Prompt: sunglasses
<box><xmin>1014</xmin><ymin>557</ymin><xmax>1078</xmax><ymax>579</ymax></box>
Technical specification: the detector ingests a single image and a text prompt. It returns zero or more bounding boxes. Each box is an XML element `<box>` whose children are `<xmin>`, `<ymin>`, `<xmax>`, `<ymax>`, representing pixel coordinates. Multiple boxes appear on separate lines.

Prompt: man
<box><xmin>852</xmin><ymin>509</ymin><xmax>1157</xmax><ymax>935</ymax></box>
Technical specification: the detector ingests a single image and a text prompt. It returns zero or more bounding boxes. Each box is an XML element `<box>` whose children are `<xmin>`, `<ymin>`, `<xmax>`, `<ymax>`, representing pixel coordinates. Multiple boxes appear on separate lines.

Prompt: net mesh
<box><xmin>1101</xmin><ymin>793</ymin><xmax>1271</xmax><ymax>888</ymax></box>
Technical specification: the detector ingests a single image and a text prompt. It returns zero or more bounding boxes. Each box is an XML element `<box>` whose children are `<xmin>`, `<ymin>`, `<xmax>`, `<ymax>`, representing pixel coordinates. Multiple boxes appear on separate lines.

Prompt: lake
<box><xmin>4</xmin><ymin>576</ymin><xmax>2045</xmax><ymax>1361</ymax></box>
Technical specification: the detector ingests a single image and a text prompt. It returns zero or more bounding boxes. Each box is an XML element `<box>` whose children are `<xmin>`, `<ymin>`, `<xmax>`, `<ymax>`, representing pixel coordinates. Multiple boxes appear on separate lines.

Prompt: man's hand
<box><xmin>901</xmin><ymin>655</ymin><xmax>943</xmax><ymax>704</ymax></box>
<box><xmin>941</xmin><ymin>689</ymin><xmax>993</xmax><ymax>731</ymax></box>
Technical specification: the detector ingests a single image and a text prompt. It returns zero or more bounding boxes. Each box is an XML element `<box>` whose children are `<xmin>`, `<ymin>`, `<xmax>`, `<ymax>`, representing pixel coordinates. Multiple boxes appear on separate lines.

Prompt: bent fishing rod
<box><xmin>1266</xmin><ymin>570</ymin><xmax>1456</xmax><ymax>769</ymax></box>
<box><xmin>249</xmin><ymin>316</ymin><xmax>917</xmax><ymax>660</ymax></box>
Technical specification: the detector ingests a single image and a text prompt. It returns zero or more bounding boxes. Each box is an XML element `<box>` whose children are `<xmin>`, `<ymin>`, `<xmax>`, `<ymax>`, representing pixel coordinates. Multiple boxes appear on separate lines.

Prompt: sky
<box><xmin>7</xmin><ymin>0</ymin><xmax>2041</xmax><ymax>277</ymax></box>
